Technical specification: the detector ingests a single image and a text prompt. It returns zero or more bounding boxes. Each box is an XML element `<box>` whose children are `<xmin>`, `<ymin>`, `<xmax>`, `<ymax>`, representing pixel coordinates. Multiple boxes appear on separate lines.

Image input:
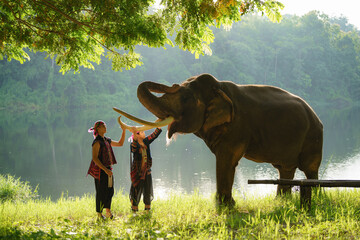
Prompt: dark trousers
<box><xmin>130</xmin><ymin>173</ymin><xmax>153</xmax><ymax>207</ymax></box>
<box><xmin>94</xmin><ymin>169</ymin><xmax>114</xmax><ymax>213</ymax></box>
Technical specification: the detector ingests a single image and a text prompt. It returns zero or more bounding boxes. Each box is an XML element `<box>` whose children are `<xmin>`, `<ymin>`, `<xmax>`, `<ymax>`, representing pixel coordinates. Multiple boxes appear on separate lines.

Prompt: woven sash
<box><xmin>108</xmin><ymin>174</ymin><xmax>113</xmax><ymax>188</ymax></box>
<box><xmin>140</xmin><ymin>148</ymin><xmax>148</xmax><ymax>180</ymax></box>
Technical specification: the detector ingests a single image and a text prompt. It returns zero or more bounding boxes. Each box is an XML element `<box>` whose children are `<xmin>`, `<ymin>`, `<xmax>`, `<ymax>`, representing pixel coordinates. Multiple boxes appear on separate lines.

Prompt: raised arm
<box><xmin>145</xmin><ymin>128</ymin><xmax>162</xmax><ymax>144</ymax></box>
<box><xmin>111</xmin><ymin>118</ymin><xmax>126</xmax><ymax>147</ymax></box>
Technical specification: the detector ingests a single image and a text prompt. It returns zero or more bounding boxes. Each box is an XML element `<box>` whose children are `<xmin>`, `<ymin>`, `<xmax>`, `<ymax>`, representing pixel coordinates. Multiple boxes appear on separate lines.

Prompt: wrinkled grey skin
<box><xmin>137</xmin><ymin>73</ymin><xmax>323</xmax><ymax>205</ymax></box>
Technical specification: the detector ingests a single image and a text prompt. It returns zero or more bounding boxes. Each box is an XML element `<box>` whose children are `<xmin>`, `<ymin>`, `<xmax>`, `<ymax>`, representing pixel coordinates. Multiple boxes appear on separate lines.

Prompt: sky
<box><xmin>280</xmin><ymin>0</ymin><xmax>360</xmax><ymax>29</ymax></box>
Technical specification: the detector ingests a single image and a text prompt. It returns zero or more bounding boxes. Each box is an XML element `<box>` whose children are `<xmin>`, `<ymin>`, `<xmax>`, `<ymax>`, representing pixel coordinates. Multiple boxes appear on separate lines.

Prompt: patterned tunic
<box><xmin>130</xmin><ymin>128</ymin><xmax>162</xmax><ymax>187</ymax></box>
<box><xmin>88</xmin><ymin>136</ymin><xmax>117</xmax><ymax>180</ymax></box>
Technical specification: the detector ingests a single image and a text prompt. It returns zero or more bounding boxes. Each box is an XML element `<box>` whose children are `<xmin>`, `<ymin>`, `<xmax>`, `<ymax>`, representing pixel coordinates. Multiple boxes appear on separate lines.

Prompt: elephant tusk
<box><xmin>113</xmin><ymin>107</ymin><xmax>174</xmax><ymax>131</ymax></box>
<box><xmin>117</xmin><ymin>116</ymin><xmax>154</xmax><ymax>131</ymax></box>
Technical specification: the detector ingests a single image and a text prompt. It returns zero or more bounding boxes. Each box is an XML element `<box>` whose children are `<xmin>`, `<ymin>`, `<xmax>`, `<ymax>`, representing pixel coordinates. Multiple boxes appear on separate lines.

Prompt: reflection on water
<box><xmin>323</xmin><ymin>152</ymin><xmax>360</xmax><ymax>180</ymax></box>
<box><xmin>0</xmin><ymin>105</ymin><xmax>359</xmax><ymax>200</ymax></box>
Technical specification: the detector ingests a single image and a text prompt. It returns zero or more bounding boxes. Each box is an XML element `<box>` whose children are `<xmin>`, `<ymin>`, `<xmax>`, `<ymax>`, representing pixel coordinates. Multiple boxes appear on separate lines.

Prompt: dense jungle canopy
<box><xmin>1</xmin><ymin>11</ymin><xmax>360</xmax><ymax>112</ymax></box>
<box><xmin>0</xmin><ymin>0</ymin><xmax>283</xmax><ymax>73</ymax></box>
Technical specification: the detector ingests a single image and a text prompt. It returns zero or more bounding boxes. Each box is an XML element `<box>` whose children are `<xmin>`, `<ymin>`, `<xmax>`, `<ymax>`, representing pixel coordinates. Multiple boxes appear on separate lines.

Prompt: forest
<box><xmin>1</xmin><ymin>11</ymin><xmax>360</xmax><ymax>112</ymax></box>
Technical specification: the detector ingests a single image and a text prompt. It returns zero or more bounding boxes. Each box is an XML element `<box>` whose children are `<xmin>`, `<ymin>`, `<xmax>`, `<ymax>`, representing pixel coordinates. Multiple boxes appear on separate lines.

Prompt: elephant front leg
<box><xmin>215</xmin><ymin>156</ymin><xmax>237</xmax><ymax>206</ymax></box>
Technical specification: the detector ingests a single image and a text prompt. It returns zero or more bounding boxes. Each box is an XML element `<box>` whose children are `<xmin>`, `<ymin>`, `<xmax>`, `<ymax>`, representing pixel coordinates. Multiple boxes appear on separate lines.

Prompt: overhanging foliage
<box><xmin>0</xmin><ymin>0</ymin><xmax>283</xmax><ymax>73</ymax></box>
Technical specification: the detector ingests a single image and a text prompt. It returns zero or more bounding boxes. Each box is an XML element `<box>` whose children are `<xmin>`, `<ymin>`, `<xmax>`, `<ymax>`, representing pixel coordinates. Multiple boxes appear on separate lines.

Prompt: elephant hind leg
<box><xmin>298</xmin><ymin>130</ymin><xmax>322</xmax><ymax>180</ymax></box>
<box><xmin>273</xmin><ymin>165</ymin><xmax>296</xmax><ymax>195</ymax></box>
<box><xmin>298</xmin><ymin>152</ymin><xmax>322</xmax><ymax>202</ymax></box>
<box><xmin>304</xmin><ymin>168</ymin><xmax>319</xmax><ymax>179</ymax></box>
<box><xmin>298</xmin><ymin>152</ymin><xmax>321</xmax><ymax>180</ymax></box>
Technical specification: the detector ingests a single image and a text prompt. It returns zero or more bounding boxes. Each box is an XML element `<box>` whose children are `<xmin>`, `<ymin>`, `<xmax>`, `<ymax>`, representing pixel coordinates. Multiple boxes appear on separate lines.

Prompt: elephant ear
<box><xmin>202</xmin><ymin>88</ymin><xmax>234</xmax><ymax>132</ymax></box>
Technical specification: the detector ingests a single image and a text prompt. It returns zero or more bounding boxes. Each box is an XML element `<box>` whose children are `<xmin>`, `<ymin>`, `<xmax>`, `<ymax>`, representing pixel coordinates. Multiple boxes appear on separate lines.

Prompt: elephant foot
<box><xmin>276</xmin><ymin>185</ymin><xmax>292</xmax><ymax>196</ymax></box>
<box><xmin>216</xmin><ymin>193</ymin><xmax>235</xmax><ymax>208</ymax></box>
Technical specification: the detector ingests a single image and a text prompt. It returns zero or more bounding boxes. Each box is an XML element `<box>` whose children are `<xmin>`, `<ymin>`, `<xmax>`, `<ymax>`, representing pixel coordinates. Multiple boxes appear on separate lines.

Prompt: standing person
<box><xmin>129</xmin><ymin>127</ymin><xmax>162</xmax><ymax>213</ymax></box>
<box><xmin>87</xmin><ymin>118</ymin><xmax>126</xmax><ymax>220</ymax></box>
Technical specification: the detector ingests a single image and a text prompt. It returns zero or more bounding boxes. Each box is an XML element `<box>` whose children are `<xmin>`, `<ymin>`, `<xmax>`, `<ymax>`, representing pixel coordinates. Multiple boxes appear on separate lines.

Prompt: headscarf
<box><xmin>128</xmin><ymin>134</ymin><xmax>134</xmax><ymax>143</ymax></box>
<box><xmin>88</xmin><ymin>120</ymin><xmax>105</xmax><ymax>139</ymax></box>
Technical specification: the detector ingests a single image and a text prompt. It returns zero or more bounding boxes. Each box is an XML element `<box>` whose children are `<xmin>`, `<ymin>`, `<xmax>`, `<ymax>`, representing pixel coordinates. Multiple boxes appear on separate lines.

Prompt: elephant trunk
<box><xmin>137</xmin><ymin>81</ymin><xmax>180</xmax><ymax>119</ymax></box>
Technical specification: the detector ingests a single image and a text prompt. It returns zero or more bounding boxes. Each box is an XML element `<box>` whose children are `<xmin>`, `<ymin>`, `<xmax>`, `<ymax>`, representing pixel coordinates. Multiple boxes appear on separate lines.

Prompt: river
<box><xmin>0</xmin><ymin>105</ymin><xmax>359</xmax><ymax>200</ymax></box>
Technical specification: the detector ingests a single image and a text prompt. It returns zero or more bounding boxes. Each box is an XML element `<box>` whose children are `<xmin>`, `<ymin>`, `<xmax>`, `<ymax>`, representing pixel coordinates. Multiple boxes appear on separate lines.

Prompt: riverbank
<box><xmin>1</xmin><ymin>189</ymin><xmax>360</xmax><ymax>239</ymax></box>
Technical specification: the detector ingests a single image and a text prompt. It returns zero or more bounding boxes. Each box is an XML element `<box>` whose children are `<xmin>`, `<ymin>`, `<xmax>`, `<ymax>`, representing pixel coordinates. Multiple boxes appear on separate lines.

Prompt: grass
<box><xmin>1</xmin><ymin>188</ymin><xmax>360</xmax><ymax>239</ymax></box>
<box><xmin>1</xmin><ymin>175</ymin><xmax>360</xmax><ymax>239</ymax></box>
<box><xmin>0</xmin><ymin>174</ymin><xmax>38</xmax><ymax>203</ymax></box>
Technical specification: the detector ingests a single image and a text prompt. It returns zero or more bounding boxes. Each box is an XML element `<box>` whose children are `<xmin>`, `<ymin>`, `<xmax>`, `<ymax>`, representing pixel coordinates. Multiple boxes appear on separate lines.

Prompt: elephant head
<box><xmin>114</xmin><ymin>74</ymin><xmax>236</xmax><ymax>205</ymax></box>
<box><xmin>117</xmin><ymin>74</ymin><xmax>234</xmax><ymax>140</ymax></box>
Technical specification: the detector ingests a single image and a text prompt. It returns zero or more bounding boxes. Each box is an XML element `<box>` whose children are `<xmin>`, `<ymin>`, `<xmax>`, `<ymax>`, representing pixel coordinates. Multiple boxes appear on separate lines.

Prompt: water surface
<box><xmin>0</xmin><ymin>105</ymin><xmax>359</xmax><ymax>200</ymax></box>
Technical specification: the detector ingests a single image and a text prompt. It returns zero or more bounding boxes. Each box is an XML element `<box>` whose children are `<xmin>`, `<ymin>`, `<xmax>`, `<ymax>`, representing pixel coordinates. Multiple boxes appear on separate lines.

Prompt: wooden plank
<box><xmin>248</xmin><ymin>179</ymin><xmax>360</xmax><ymax>210</ymax></box>
<box><xmin>248</xmin><ymin>179</ymin><xmax>360</xmax><ymax>187</ymax></box>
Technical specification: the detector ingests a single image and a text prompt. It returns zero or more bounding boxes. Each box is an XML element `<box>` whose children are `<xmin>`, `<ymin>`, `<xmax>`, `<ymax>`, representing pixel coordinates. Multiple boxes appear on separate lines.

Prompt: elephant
<box><xmin>113</xmin><ymin>73</ymin><xmax>323</xmax><ymax>205</ymax></box>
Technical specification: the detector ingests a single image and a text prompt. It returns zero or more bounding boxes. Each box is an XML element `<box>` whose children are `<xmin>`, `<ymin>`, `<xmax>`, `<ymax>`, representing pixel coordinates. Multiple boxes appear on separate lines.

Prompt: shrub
<box><xmin>0</xmin><ymin>174</ymin><xmax>38</xmax><ymax>203</ymax></box>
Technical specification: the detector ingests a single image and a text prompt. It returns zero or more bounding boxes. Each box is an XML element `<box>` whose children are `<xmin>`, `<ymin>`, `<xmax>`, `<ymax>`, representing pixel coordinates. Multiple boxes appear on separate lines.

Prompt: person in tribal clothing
<box><xmin>129</xmin><ymin>127</ymin><xmax>162</xmax><ymax>212</ymax></box>
<box><xmin>87</xmin><ymin>119</ymin><xmax>126</xmax><ymax>220</ymax></box>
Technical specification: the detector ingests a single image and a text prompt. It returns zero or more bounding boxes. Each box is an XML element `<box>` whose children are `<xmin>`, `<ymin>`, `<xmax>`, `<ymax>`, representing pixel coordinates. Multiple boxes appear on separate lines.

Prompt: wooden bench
<box><xmin>248</xmin><ymin>179</ymin><xmax>360</xmax><ymax>209</ymax></box>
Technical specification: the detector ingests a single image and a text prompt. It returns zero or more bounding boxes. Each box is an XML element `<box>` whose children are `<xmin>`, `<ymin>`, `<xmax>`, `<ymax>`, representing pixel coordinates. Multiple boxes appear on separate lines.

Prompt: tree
<box><xmin>0</xmin><ymin>0</ymin><xmax>283</xmax><ymax>73</ymax></box>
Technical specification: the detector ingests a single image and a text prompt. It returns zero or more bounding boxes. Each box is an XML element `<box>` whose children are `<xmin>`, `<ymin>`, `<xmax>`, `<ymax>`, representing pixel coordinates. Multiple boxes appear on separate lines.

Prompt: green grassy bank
<box><xmin>1</xmin><ymin>174</ymin><xmax>360</xmax><ymax>239</ymax></box>
<box><xmin>1</xmin><ymin>189</ymin><xmax>360</xmax><ymax>239</ymax></box>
